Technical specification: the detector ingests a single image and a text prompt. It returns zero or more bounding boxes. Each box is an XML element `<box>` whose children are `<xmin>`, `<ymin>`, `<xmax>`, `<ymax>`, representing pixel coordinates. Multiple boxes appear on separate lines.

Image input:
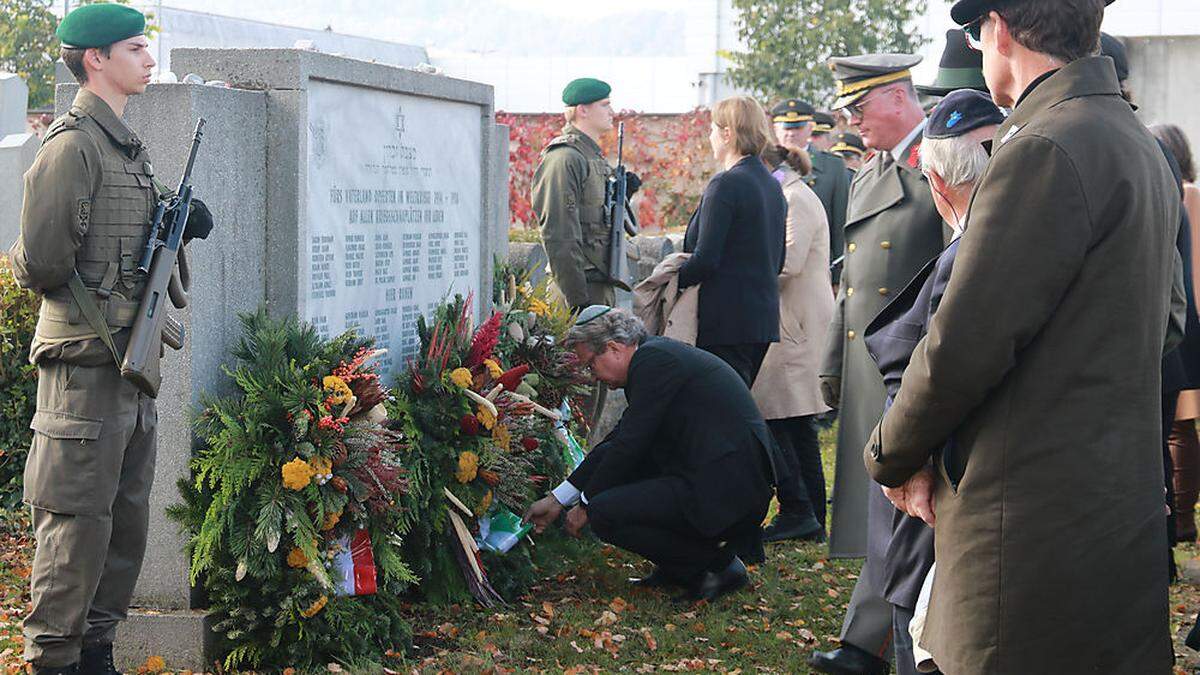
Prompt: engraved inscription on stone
<box><xmin>344</xmin><ymin>233</ymin><xmax>366</xmax><ymax>288</ymax></box>
<box><xmin>305</xmin><ymin>81</ymin><xmax>483</xmax><ymax>381</ymax></box>
<box><xmin>374</xmin><ymin>233</ymin><xmax>394</xmax><ymax>285</ymax></box>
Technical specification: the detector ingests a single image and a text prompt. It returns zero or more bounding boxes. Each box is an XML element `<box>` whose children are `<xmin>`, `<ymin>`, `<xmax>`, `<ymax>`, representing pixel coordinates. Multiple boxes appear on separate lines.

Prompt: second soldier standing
<box><xmin>531</xmin><ymin>77</ymin><xmax>622</xmax><ymax>425</ymax></box>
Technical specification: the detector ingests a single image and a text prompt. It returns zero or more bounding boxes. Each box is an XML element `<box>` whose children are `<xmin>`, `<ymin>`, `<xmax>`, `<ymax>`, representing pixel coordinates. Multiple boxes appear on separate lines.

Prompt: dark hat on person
<box><xmin>56</xmin><ymin>3</ymin><xmax>146</xmax><ymax>49</ymax></box>
<box><xmin>771</xmin><ymin>99</ymin><xmax>815</xmax><ymax>127</ymax></box>
<box><xmin>916</xmin><ymin>29</ymin><xmax>988</xmax><ymax>96</ymax></box>
<box><xmin>830</xmin><ymin>132</ymin><xmax>866</xmax><ymax>156</ymax></box>
<box><xmin>827</xmin><ymin>53</ymin><xmax>923</xmax><ymax>110</ymax></box>
<box><xmin>924</xmin><ymin>89</ymin><xmax>1005</xmax><ymax>140</ymax></box>
<box><xmin>812</xmin><ymin>112</ymin><xmax>836</xmax><ymax>134</ymax></box>
<box><xmin>562</xmin><ymin>78</ymin><xmax>612</xmax><ymax>106</ymax></box>
<box><xmin>1100</xmin><ymin>33</ymin><xmax>1130</xmax><ymax>82</ymax></box>
<box><xmin>951</xmin><ymin>0</ymin><xmax>1115</xmax><ymax>25</ymax></box>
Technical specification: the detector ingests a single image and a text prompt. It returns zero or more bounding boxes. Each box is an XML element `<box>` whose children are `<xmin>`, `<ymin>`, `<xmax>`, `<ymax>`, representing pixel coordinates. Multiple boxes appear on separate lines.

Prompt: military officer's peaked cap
<box><xmin>562</xmin><ymin>78</ymin><xmax>612</xmax><ymax>106</ymax></box>
<box><xmin>917</xmin><ymin>29</ymin><xmax>987</xmax><ymax>96</ymax></box>
<box><xmin>771</xmin><ymin>99</ymin><xmax>815</xmax><ymax>126</ymax></box>
<box><xmin>57</xmin><ymin>3</ymin><xmax>146</xmax><ymax>49</ymax></box>
<box><xmin>830</xmin><ymin>132</ymin><xmax>866</xmax><ymax>156</ymax></box>
<box><xmin>827</xmin><ymin>53</ymin><xmax>923</xmax><ymax>110</ymax></box>
<box><xmin>812</xmin><ymin>112</ymin><xmax>836</xmax><ymax>133</ymax></box>
<box><xmin>924</xmin><ymin>89</ymin><xmax>1005</xmax><ymax>140</ymax></box>
<box><xmin>951</xmin><ymin>0</ymin><xmax>1115</xmax><ymax>24</ymax></box>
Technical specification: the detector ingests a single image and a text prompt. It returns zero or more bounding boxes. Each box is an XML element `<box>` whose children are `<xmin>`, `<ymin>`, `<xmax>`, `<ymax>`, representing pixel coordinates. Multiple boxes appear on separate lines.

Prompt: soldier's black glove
<box><xmin>181</xmin><ymin>198</ymin><xmax>214</xmax><ymax>241</ymax></box>
<box><xmin>624</xmin><ymin>172</ymin><xmax>642</xmax><ymax>196</ymax></box>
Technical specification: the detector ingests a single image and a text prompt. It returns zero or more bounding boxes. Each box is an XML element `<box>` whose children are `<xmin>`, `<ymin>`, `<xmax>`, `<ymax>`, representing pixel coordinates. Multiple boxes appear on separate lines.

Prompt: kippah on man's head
<box><xmin>57</xmin><ymin>3</ymin><xmax>146</xmax><ymax>49</ymax></box>
<box><xmin>562</xmin><ymin>78</ymin><xmax>612</xmax><ymax>106</ymax></box>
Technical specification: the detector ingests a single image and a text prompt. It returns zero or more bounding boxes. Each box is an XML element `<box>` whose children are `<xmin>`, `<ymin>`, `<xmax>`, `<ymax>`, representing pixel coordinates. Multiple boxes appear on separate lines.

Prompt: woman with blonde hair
<box><xmin>679</xmin><ymin>96</ymin><xmax>787</xmax><ymax>388</ymax></box>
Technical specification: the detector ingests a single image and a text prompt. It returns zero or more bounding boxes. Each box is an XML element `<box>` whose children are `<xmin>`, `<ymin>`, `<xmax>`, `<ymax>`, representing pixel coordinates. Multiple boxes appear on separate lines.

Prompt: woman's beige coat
<box><xmin>752</xmin><ymin>164</ymin><xmax>833</xmax><ymax>420</ymax></box>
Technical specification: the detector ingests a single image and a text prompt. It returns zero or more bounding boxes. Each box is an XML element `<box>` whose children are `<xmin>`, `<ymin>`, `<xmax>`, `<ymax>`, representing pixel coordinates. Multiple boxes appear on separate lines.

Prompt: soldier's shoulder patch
<box><xmin>77</xmin><ymin>199</ymin><xmax>92</xmax><ymax>232</ymax></box>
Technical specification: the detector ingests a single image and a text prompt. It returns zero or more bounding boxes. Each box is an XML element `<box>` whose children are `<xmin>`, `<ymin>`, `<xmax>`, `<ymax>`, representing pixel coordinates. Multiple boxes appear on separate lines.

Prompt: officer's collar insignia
<box><xmin>1000</xmin><ymin>125</ymin><xmax>1023</xmax><ymax>145</ymax></box>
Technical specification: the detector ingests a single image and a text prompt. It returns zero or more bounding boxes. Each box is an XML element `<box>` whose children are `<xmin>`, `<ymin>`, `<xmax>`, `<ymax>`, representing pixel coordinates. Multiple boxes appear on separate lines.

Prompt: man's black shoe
<box><xmin>762</xmin><ymin>514</ymin><xmax>825</xmax><ymax>543</ymax></box>
<box><xmin>679</xmin><ymin>556</ymin><xmax>748</xmax><ymax>603</ymax></box>
<box><xmin>32</xmin><ymin>664</ymin><xmax>79</xmax><ymax>675</ymax></box>
<box><xmin>807</xmin><ymin>643</ymin><xmax>890</xmax><ymax>675</ymax></box>
<box><xmin>80</xmin><ymin>643</ymin><xmax>122</xmax><ymax>675</ymax></box>
<box><xmin>629</xmin><ymin>566</ymin><xmax>684</xmax><ymax>589</ymax></box>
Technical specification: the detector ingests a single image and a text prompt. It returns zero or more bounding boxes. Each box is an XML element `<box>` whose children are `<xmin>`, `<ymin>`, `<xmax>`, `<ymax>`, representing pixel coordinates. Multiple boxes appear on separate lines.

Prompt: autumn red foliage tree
<box><xmin>498</xmin><ymin>110</ymin><xmax>717</xmax><ymax>233</ymax></box>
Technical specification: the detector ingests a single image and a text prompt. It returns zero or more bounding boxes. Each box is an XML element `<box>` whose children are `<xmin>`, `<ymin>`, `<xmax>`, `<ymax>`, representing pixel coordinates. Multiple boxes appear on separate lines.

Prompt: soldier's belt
<box><xmin>40</xmin><ymin>293</ymin><xmax>140</xmax><ymax>329</ymax></box>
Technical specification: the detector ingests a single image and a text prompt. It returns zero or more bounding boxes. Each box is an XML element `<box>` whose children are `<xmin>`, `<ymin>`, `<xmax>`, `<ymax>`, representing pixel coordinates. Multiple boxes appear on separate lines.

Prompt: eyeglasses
<box><xmin>846</xmin><ymin>91</ymin><xmax>888</xmax><ymax>119</ymax></box>
<box><xmin>578</xmin><ymin>345</ymin><xmax>610</xmax><ymax>374</ymax></box>
<box><xmin>962</xmin><ymin>17</ymin><xmax>985</xmax><ymax>51</ymax></box>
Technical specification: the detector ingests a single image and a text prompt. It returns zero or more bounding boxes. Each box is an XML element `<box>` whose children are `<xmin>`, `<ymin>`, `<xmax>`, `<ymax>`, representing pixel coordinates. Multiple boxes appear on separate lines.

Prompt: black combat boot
<box><xmin>79</xmin><ymin>643</ymin><xmax>122</xmax><ymax>675</ymax></box>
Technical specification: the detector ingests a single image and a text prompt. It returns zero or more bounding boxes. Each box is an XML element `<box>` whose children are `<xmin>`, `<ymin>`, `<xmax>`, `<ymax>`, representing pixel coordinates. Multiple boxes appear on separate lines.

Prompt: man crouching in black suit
<box><xmin>523</xmin><ymin>306</ymin><xmax>779</xmax><ymax>602</ymax></box>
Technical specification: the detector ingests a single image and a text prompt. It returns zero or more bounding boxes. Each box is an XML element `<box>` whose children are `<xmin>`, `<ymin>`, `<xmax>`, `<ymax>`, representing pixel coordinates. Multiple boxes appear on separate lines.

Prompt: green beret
<box><xmin>562</xmin><ymin>78</ymin><xmax>611</xmax><ymax>106</ymax></box>
<box><xmin>57</xmin><ymin>3</ymin><xmax>146</xmax><ymax>49</ymax></box>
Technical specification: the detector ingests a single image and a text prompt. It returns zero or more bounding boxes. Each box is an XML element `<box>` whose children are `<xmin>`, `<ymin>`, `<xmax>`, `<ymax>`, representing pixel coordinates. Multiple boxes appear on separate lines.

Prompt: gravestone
<box><xmin>0</xmin><ymin>133</ymin><xmax>37</xmax><ymax>250</ymax></box>
<box><xmin>0</xmin><ymin>73</ymin><xmax>27</xmax><ymax>135</ymax></box>
<box><xmin>57</xmin><ymin>48</ymin><xmax>508</xmax><ymax>670</ymax></box>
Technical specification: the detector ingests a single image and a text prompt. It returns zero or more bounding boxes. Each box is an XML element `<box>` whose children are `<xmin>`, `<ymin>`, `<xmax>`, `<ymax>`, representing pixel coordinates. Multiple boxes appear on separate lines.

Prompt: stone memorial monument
<box><xmin>57</xmin><ymin>48</ymin><xmax>509</xmax><ymax>669</ymax></box>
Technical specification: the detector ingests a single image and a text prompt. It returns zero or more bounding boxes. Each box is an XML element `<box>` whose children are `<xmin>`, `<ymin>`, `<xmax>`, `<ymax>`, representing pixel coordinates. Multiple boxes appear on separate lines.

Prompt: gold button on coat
<box><xmin>847</xmin><ymin>330</ymin><xmax>856</xmax><ymax>340</ymax></box>
<box><xmin>848</xmin><ymin>242</ymin><xmax>857</xmax><ymax>252</ymax></box>
<box><xmin>847</xmin><ymin>287</ymin><xmax>855</xmax><ymax>297</ymax></box>
<box><xmin>880</xmin><ymin>241</ymin><xmax>892</xmax><ymax>249</ymax></box>
<box><xmin>879</xmin><ymin>288</ymin><xmax>889</xmax><ymax>295</ymax></box>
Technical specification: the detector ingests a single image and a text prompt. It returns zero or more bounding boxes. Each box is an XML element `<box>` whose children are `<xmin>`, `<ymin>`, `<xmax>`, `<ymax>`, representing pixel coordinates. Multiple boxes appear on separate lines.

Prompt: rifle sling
<box><xmin>67</xmin><ymin>272</ymin><xmax>124</xmax><ymax>368</ymax></box>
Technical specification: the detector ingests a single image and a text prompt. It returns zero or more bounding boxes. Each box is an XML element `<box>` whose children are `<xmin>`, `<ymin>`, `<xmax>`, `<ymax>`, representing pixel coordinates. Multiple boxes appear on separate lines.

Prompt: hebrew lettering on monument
<box><xmin>306</xmin><ymin>82</ymin><xmax>482</xmax><ymax>377</ymax></box>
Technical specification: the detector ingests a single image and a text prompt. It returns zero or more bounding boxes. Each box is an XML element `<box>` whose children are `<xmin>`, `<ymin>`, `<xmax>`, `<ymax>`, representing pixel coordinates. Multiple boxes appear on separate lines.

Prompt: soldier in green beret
<box><xmin>531</xmin><ymin>77</ymin><xmax>621</xmax><ymax>425</ymax></box>
<box><xmin>9</xmin><ymin>4</ymin><xmax>206</xmax><ymax>673</ymax></box>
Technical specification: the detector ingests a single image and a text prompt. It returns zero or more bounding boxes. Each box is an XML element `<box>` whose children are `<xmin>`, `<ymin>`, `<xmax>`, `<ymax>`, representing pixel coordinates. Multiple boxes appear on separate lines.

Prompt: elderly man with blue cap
<box><xmin>9</xmin><ymin>4</ymin><xmax>210</xmax><ymax>674</ymax></box>
<box><xmin>853</xmin><ymin>89</ymin><xmax>1004</xmax><ymax>675</ymax></box>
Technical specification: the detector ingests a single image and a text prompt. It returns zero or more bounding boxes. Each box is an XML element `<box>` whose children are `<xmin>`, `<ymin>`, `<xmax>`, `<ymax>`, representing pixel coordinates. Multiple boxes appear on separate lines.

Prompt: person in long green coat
<box><xmin>865</xmin><ymin>0</ymin><xmax>1180</xmax><ymax>671</ymax></box>
<box><xmin>810</xmin><ymin>53</ymin><xmax>947</xmax><ymax>675</ymax></box>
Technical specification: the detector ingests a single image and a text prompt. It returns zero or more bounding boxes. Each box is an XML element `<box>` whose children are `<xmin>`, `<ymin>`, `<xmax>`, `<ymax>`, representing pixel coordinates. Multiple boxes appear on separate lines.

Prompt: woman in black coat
<box><xmin>680</xmin><ymin>96</ymin><xmax>787</xmax><ymax>388</ymax></box>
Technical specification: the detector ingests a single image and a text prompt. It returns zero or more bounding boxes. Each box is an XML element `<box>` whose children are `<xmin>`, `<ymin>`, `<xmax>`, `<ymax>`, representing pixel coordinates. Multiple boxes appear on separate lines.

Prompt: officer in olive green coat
<box><xmin>808</xmin><ymin>54</ymin><xmax>947</xmax><ymax>675</ymax></box>
<box><xmin>771</xmin><ymin>99</ymin><xmax>850</xmax><ymax>286</ymax></box>
<box><xmin>531</xmin><ymin>77</ymin><xmax>619</xmax><ymax>312</ymax></box>
<box><xmin>7</xmin><ymin>5</ymin><xmax>204</xmax><ymax>673</ymax></box>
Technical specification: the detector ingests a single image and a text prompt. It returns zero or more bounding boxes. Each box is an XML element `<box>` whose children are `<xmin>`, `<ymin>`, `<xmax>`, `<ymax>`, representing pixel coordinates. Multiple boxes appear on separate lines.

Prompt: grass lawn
<box><xmin>3</xmin><ymin>426</ymin><xmax>1200</xmax><ymax>673</ymax></box>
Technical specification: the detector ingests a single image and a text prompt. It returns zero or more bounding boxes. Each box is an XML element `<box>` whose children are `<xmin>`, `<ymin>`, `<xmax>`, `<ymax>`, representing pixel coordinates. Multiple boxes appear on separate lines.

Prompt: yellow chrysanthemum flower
<box><xmin>287</xmin><ymin>546</ymin><xmax>308</xmax><ymax>568</ymax></box>
<box><xmin>300</xmin><ymin>595</ymin><xmax>328</xmax><ymax>618</ymax></box>
<box><xmin>484</xmin><ymin>359</ymin><xmax>504</xmax><ymax>379</ymax></box>
<box><xmin>492</xmin><ymin>423</ymin><xmax>512</xmax><ymax>452</ymax></box>
<box><xmin>476</xmin><ymin>405</ymin><xmax>496</xmax><ymax>430</ymax></box>
<box><xmin>449</xmin><ymin>367</ymin><xmax>474</xmax><ymax>389</ymax></box>
<box><xmin>322</xmin><ymin>375</ymin><xmax>354</xmax><ymax>405</ymax></box>
<box><xmin>528</xmin><ymin>297</ymin><xmax>550</xmax><ymax>317</ymax></box>
<box><xmin>456</xmin><ymin>451</ymin><xmax>480</xmax><ymax>483</ymax></box>
<box><xmin>281</xmin><ymin>458</ymin><xmax>314</xmax><ymax>490</ymax></box>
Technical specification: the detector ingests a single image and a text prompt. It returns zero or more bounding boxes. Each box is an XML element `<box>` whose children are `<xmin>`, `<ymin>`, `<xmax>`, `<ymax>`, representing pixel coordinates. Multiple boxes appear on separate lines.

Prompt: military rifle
<box><xmin>122</xmin><ymin>118</ymin><xmax>205</xmax><ymax>396</ymax></box>
<box><xmin>605</xmin><ymin>122</ymin><xmax>637</xmax><ymax>291</ymax></box>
